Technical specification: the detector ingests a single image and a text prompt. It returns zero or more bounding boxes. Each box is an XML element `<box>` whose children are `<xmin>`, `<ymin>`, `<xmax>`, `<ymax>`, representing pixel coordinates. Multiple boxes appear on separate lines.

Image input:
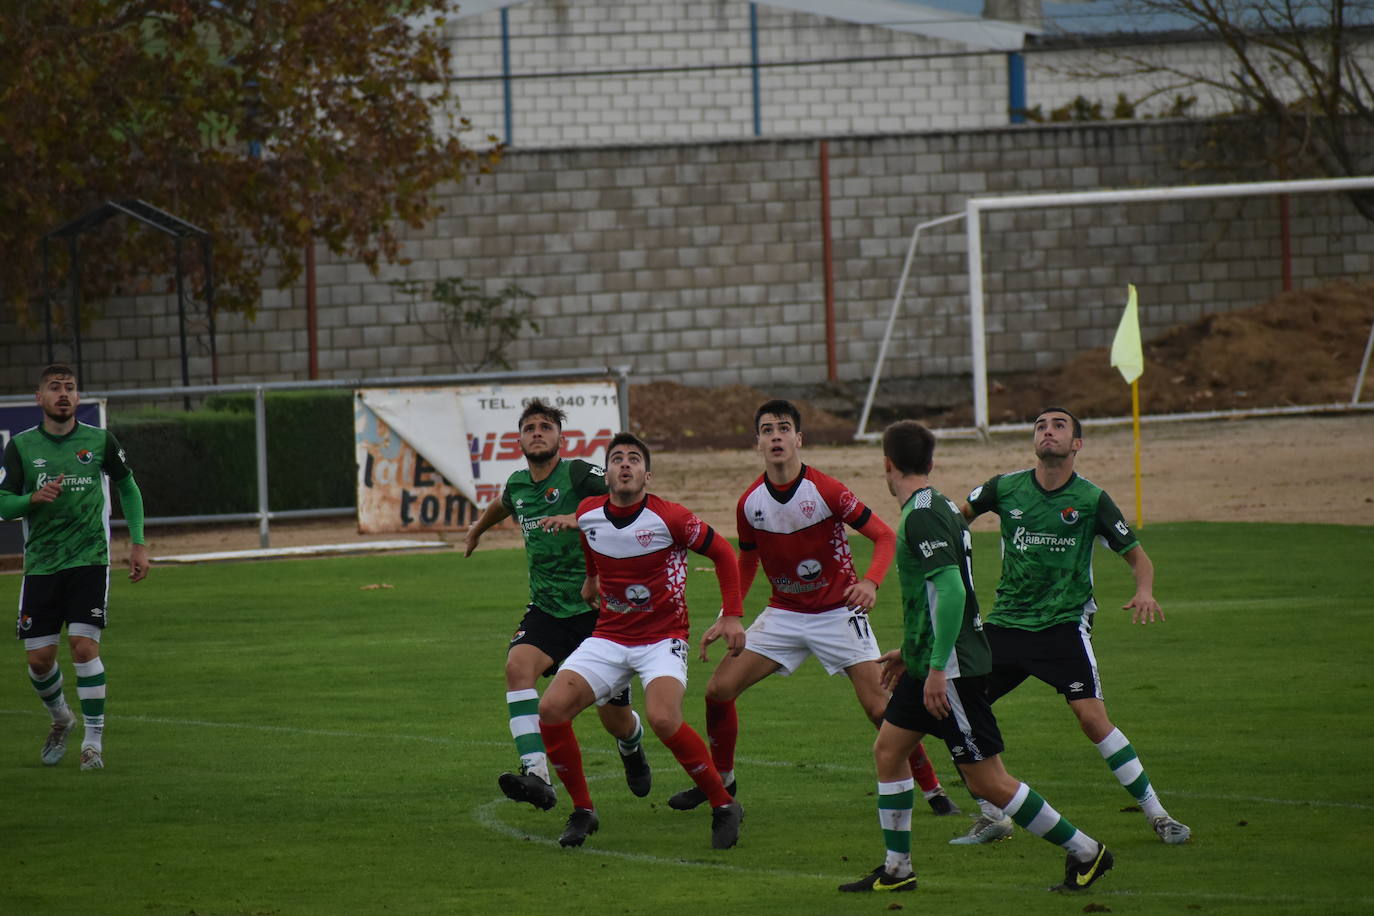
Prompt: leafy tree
<box><xmin>1077</xmin><ymin>1</ymin><xmax>1374</xmax><ymax>217</ymax></box>
<box><xmin>0</xmin><ymin>0</ymin><xmax>499</xmax><ymax>326</ymax></box>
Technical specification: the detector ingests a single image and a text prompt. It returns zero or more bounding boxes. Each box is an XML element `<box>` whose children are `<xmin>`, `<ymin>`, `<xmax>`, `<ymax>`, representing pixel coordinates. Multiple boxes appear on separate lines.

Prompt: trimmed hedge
<box><xmin>110</xmin><ymin>391</ymin><xmax>356</xmax><ymax>518</ymax></box>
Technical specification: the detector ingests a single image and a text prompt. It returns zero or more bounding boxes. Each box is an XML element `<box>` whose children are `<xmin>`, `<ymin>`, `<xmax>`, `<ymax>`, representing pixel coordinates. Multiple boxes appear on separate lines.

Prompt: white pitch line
<box><xmin>5</xmin><ymin>707</ymin><xmax>1373</xmax><ymax>816</ymax></box>
<box><xmin>6</xmin><ymin>707</ymin><xmax>1371</xmax><ymax>904</ymax></box>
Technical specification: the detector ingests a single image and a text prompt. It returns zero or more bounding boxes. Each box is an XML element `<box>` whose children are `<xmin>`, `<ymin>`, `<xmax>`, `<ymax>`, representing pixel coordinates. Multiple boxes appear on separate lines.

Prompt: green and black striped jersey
<box><xmin>894</xmin><ymin>486</ymin><xmax>990</xmax><ymax>678</ymax></box>
<box><xmin>0</xmin><ymin>422</ymin><xmax>133</xmax><ymax>575</ymax></box>
<box><xmin>968</xmin><ymin>469</ymin><xmax>1139</xmax><ymax>631</ymax></box>
<box><xmin>501</xmin><ymin>458</ymin><xmax>608</xmax><ymax>618</ymax></box>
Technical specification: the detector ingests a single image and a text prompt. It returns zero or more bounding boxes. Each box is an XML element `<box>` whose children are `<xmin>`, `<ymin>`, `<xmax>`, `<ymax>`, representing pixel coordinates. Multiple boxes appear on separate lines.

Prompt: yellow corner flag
<box><xmin>1111</xmin><ymin>284</ymin><xmax>1145</xmax><ymax>527</ymax></box>
<box><xmin>1110</xmin><ymin>284</ymin><xmax>1144</xmax><ymax>384</ymax></box>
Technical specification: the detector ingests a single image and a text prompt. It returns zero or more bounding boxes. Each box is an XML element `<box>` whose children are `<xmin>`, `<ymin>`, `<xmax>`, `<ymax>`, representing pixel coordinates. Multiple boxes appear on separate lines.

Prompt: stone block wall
<box><xmin>3</xmin><ymin>120</ymin><xmax>1370</xmax><ymax>398</ymax></box>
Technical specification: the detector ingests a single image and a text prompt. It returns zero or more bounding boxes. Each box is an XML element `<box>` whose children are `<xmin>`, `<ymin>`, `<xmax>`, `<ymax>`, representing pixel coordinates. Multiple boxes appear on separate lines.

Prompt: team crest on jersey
<box><xmin>796</xmin><ymin>558</ymin><xmax>822</xmax><ymax>581</ymax></box>
<box><xmin>625</xmin><ymin>584</ymin><xmax>651</xmax><ymax>607</ymax></box>
<box><xmin>544</xmin><ymin>487</ymin><xmax>560</xmax><ymax>503</ymax></box>
<box><xmin>76</xmin><ymin>449</ymin><xmax>93</xmax><ymax>464</ymax></box>
<box><xmin>799</xmin><ymin>499</ymin><xmax>817</xmax><ymax>519</ymax></box>
<box><xmin>635</xmin><ymin>529</ymin><xmax>654</xmax><ymax>547</ymax></box>
<box><xmin>1060</xmin><ymin>506</ymin><xmax>1080</xmax><ymax>525</ymax></box>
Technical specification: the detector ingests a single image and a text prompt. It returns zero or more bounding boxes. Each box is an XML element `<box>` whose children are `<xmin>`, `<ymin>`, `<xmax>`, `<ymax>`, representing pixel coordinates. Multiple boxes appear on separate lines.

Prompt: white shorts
<box><xmin>561</xmin><ymin>635</ymin><xmax>690</xmax><ymax>704</ymax></box>
<box><xmin>744</xmin><ymin>605</ymin><xmax>881</xmax><ymax>676</ymax></box>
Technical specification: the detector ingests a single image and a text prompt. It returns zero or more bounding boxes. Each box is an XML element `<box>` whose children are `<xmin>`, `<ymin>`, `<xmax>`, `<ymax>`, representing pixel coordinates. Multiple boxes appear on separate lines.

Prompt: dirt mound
<box><xmin>934</xmin><ymin>280</ymin><xmax>1374</xmax><ymax>427</ymax></box>
<box><xmin>628</xmin><ymin>381</ymin><xmax>856</xmax><ymax>451</ymax></box>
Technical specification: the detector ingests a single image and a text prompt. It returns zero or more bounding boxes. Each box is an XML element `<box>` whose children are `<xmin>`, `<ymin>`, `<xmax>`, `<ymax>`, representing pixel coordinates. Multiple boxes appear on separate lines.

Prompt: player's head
<box><xmin>754</xmin><ymin>399</ymin><xmax>801</xmax><ymax>434</ymax></box>
<box><xmin>754</xmin><ymin>399</ymin><xmax>803</xmax><ymax>466</ymax></box>
<box><xmin>882</xmin><ymin>420</ymin><xmax>936</xmax><ymax>476</ymax></box>
<box><xmin>36</xmin><ymin>364</ymin><xmax>79</xmax><ymax>422</ymax></box>
<box><xmin>1033</xmin><ymin>407</ymin><xmax>1082</xmax><ymax>462</ymax></box>
<box><xmin>606</xmin><ymin>432</ymin><xmax>651</xmax><ymax>500</ymax></box>
<box><xmin>518</xmin><ymin>399</ymin><xmax>565</xmax><ymax>463</ymax></box>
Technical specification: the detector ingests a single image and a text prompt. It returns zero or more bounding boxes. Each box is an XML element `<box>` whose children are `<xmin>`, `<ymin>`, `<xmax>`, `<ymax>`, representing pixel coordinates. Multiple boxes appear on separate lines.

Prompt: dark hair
<box><xmin>754</xmin><ymin>398</ymin><xmax>802</xmax><ymax>433</ymax></box>
<box><xmin>518</xmin><ymin>398</ymin><xmax>566</xmax><ymax>430</ymax></box>
<box><xmin>1036</xmin><ymin>406</ymin><xmax>1082</xmax><ymax>438</ymax></box>
<box><xmin>882</xmin><ymin>420</ymin><xmax>936</xmax><ymax>476</ymax></box>
<box><xmin>607</xmin><ymin>432</ymin><xmax>651</xmax><ymax>470</ymax></box>
<box><xmin>38</xmin><ymin>364</ymin><xmax>77</xmax><ymax>388</ymax></box>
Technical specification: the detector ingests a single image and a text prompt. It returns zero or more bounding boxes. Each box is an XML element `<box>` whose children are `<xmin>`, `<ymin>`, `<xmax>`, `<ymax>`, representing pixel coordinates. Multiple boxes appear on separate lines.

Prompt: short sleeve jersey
<box><xmin>967</xmin><ymin>469</ymin><xmax>1139</xmax><ymax>630</ymax></box>
<box><xmin>895</xmin><ymin>486</ymin><xmax>990</xmax><ymax>678</ymax></box>
<box><xmin>0</xmin><ymin>423</ymin><xmax>133</xmax><ymax>575</ymax></box>
<box><xmin>735</xmin><ymin>465</ymin><xmax>870</xmax><ymax>613</ymax></box>
<box><xmin>500</xmin><ymin>458</ymin><xmax>608</xmax><ymax>618</ymax></box>
<box><xmin>576</xmin><ymin>493</ymin><xmax>715</xmax><ymax>646</ymax></box>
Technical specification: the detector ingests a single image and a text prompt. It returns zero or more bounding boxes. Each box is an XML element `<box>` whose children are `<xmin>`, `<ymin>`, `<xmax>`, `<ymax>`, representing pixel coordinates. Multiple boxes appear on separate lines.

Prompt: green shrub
<box><xmin>111</xmin><ymin>390</ymin><xmax>356</xmax><ymax>518</ymax></box>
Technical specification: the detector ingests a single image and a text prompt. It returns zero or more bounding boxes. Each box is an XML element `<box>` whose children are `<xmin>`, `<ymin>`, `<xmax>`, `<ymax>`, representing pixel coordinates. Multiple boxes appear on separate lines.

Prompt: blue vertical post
<box><xmin>501</xmin><ymin>7</ymin><xmax>514</xmax><ymax>145</ymax></box>
<box><xmin>1007</xmin><ymin>51</ymin><xmax>1026</xmax><ymax>124</ymax></box>
<box><xmin>750</xmin><ymin>3</ymin><xmax>761</xmax><ymax>136</ymax></box>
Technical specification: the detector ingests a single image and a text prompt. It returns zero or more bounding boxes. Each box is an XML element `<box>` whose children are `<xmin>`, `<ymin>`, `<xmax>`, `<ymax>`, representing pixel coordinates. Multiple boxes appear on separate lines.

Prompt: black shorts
<box><xmin>17</xmin><ymin>565</ymin><xmax>110</xmax><ymax>640</ymax></box>
<box><xmin>509</xmin><ymin>605</ymin><xmax>630</xmax><ymax>705</ymax></box>
<box><xmin>984</xmin><ymin>621</ymin><xmax>1102</xmax><ymax>703</ymax></box>
<box><xmin>884</xmin><ymin>672</ymin><xmax>1004</xmax><ymax>764</ymax></box>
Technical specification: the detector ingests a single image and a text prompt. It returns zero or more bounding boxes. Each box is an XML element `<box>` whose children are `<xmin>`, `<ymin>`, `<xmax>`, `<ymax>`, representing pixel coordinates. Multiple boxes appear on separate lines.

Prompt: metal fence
<box><xmin>66</xmin><ymin>366</ymin><xmax>631</xmax><ymax>548</ymax></box>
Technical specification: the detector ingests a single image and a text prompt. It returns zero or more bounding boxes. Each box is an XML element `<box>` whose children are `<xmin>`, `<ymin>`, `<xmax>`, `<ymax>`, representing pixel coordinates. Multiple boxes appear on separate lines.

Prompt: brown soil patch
<box><xmin>936</xmin><ymin>280</ymin><xmax>1374</xmax><ymax>427</ymax></box>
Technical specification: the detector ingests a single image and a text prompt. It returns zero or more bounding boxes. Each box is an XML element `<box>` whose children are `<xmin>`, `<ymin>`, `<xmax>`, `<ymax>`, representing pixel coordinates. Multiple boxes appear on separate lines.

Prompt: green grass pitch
<box><xmin>1</xmin><ymin>522</ymin><xmax>1371</xmax><ymax>915</ymax></box>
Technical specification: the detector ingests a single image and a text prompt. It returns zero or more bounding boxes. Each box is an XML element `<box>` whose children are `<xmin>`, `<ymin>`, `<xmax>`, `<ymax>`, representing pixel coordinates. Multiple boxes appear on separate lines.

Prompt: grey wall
<box><xmin>4</xmin><ymin>120</ymin><xmax>1371</xmax><ymax>397</ymax></box>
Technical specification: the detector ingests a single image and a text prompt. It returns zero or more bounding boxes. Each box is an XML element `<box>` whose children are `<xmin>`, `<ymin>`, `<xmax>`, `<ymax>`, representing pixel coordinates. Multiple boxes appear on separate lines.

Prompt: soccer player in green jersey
<box><xmin>840</xmin><ymin>420</ymin><xmax>1112</xmax><ymax>894</ymax></box>
<box><xmin>464</xmin><ymin>399</ymin><xmax>649</xmax><ymax>810</ymax></box>
<box><xmin>953</xmin><ymin>406</ymin><xmax>1190</xmax><ymax>846</ymax></box>
<box><xmin>0</xmin><ymin>364</ymin><xmax>149</xmax><ymax>771</ymax></box>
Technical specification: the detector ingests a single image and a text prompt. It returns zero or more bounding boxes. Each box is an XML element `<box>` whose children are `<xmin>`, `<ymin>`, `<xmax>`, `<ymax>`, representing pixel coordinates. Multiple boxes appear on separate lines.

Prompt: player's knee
<box><xmin>68</xmin><ymin>639</ymin><xmax>99</xmax><ymax>664</ymax></box>
<box><xmin>645</xmin><ymin>709</ymin><xmax>682</xmax><ymax>740</ymax></box>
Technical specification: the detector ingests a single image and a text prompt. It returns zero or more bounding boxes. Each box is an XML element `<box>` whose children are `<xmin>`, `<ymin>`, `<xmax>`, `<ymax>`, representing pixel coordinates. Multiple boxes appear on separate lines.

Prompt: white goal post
<box><xmin>856</xmin><ymin>175</ymin><xmax>1374</xmax><ymax>440</ymax></box>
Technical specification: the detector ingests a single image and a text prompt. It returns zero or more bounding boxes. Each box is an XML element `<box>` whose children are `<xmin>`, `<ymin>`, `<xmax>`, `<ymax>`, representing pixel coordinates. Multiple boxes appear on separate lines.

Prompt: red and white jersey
<box><xmin>577</xmin><ymin>493</ymin><xmax>712</xmax><ymax>646</ymax></box>
<box><xmin>736</xmin><ymin>465</ymin><xmax>871</xmax><ymax>613</ymax></box>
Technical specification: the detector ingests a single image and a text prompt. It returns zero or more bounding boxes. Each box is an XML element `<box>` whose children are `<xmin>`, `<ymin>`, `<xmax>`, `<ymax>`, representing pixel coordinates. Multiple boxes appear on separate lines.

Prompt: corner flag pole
<box><xmin>1111</xmin><ymin>285</ymin><xmax>1145</xmax><ymax>528</ymax></box>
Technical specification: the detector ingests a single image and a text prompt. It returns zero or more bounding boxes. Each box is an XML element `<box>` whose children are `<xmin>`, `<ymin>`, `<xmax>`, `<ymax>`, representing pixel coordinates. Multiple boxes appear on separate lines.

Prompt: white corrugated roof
<box><xmin>450</xmin><ymin>0</ymin><xmax>1034</xmax><ymax>50</ymax></box>
<box><xmin>764</xmin><ymin>0</ymin><xmax>1033</xmax><ymax>50</ymax></box>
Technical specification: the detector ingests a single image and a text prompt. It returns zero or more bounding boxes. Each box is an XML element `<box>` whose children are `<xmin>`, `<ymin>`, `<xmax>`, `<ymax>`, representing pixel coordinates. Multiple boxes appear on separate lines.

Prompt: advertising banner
<box><xmin>354</xmin><ymin>382</ymin><xmax>620</xmax><ymax>534</ymax></box>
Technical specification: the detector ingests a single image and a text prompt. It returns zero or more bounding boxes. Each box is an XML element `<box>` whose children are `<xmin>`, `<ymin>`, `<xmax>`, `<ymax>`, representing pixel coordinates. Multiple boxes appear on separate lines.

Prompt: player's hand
<box><xmin>580</xmin><ymin>575</ymin><xmax>599</xmax><ymax>607</ymax></box>
<box><xmin>843</xmin><ymin>577</ymin><xmax>878</xmax><ymax>613</ymax></box>
<box><xmin>462</xmin><ymin>524</ymin><xmax>482</xmax><ymax>558</ymax></box>
<box><xmin>30</xmin><ymin>473</ymin><xmax>64</xmax><ymax>505</ymax></box>
<box><xmin>878</xmin><ymin>648</ymin><xmax>906</xmax><ymax>691</ymax></box>
<box><xmin>1124</xmin><ymin>592</ymin><xmax>1164</xmax><ymax>624</ymax></box>
<box><xmin>699</xmin><ymin>615</ymin><xmax>746</xmax><ymax>661</ymax></box>
<box><xmin>128</xmin><ymin>543</ymin><xmax>150</xmax><ymax>583</ymax></box>
<box><xmin>923</xmin><ymin>667</ymin><xmax>950</xmax><ymax>719</ymax></box>
<box><xmin>539</xmin><ymin>513</ymin><xmax>578</xmax><ymax>533</ymax></box>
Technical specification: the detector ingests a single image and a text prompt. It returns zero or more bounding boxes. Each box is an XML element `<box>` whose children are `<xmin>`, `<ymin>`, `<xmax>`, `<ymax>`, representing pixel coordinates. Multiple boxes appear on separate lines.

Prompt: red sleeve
<box><xmin>736</xmin><ymin>545</ymin><xmax>760</xmax><ymax>601</ymax></box>
<box><xmin>580</xmin><ymin>530</ymin><xmax>596</xmax><ymax>577</ymax></box>
<box><xmin>854</xmin><ymin>512</ymin><xmax>895</xmax><ymax>587</ymax></box>
<box><xmin>699</xmin><ymin>529</ymin><xmax>743</xmax><ymax>617</ymax></box>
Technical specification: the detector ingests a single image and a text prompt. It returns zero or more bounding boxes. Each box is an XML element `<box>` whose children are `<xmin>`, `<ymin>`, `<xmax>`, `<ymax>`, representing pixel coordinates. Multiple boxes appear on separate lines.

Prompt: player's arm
<box><xmin>463</xmin><ymin>497</ymin><xmax>512</xmax><ymax>557</ymax></box>
<box><xmin>845</xmin><ymin>511</ymin><xmax>894</xmax><ymax>613</ymax></box>
<box><xmin>733</xmin><ymin>496</ymin><xmax>760</xmax><ymax>599</ymax></box>
<box><xmin>104</xmin><ymin>432</ymin><xmax>148</xmax><ymax>581</ymax></box>
<box><xmin>113</xmin><ymin>474</ymin><xmax>149</xmax><ymax>582</ymax></box>
<box><xmin>961</xmin><ymin>475</ymin><xmax>1001</xmax><ymax>521</ymax></box>
<box><xmin>578</xmin><ymin>529</ymin><xmax>600</xmax><ymax>608</ymax></box>
<box><xmin>697</xmin><ymin>526</ymin><xmax>746</xmax><ymax>659</ymax></box>
<box><xmin>922</xmin><ymin>565</ymin><xmax>966</xmax><ymax>719</ymax></box>
<box><xmin>1121</xmin><ymin>545</ymin><xmax>1162</xmax><ymax>624</ymax></box>
<box><xmin>0</xmin><ymin>440</ymin><xmax>35</xmax><ymax>518</ymax></box>
<box><xmin>1094</xmin><ymin>490</ymin><xmax>1161</xmax><ymax>624</ymax></box>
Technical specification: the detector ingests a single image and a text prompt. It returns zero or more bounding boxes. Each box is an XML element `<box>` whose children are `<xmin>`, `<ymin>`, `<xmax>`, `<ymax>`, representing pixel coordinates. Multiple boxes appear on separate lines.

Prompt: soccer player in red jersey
<box><xmin>669</xmin><ymin>400</ymin><xmax>957</xmax><ymax>815</ymax></box>
<box><xmin>536</xmin><ymin>433</ymin><xmax>747</xmax><ymax>849</ymax></box>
